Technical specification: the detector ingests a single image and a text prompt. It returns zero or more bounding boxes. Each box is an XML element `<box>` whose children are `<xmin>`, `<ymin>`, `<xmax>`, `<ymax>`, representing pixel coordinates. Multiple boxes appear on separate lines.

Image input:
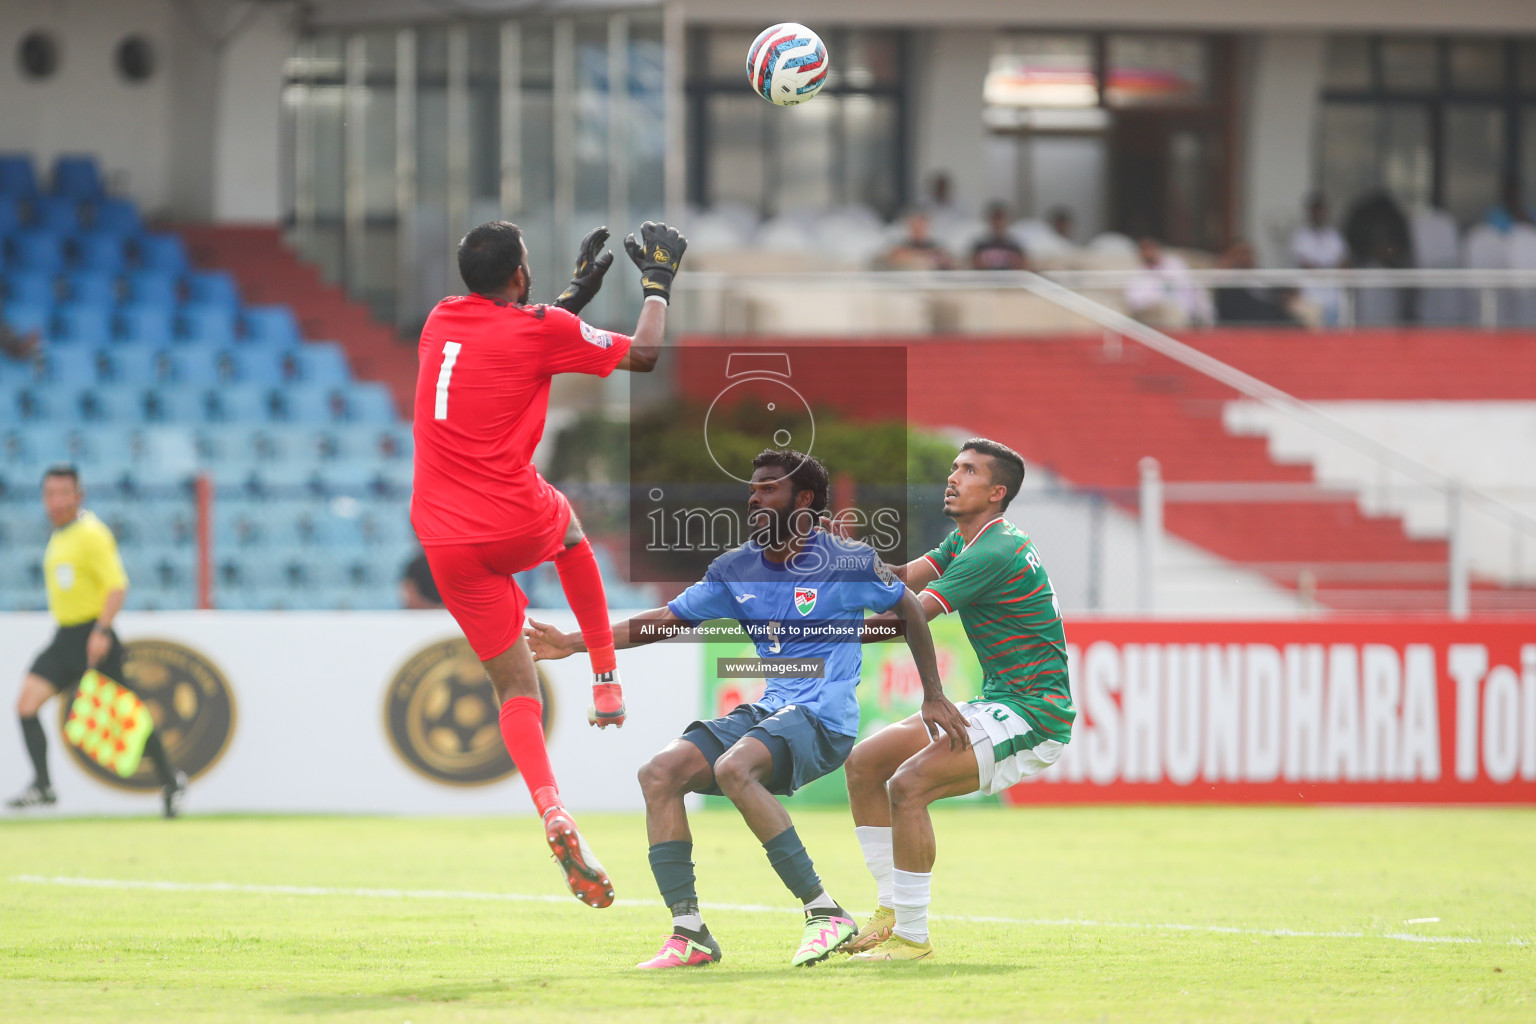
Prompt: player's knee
<box><xmin>637</xmin><ymin>756</ymin><xmax>683</xmax><ymax>799</ymax></box>
<box><xmin>712</xmin><ymin>750</ymin><xmax>754</xmax><ymax>796</ymax></box>
<box><xmin>843</xmin><ymin>743</ymin><xmax>881</xmax><ymax>789</ymax></box>
<box><xmin>886</xmin><ymin>766</ymin><xmax>927</xmax><ymax>809</ymax></box>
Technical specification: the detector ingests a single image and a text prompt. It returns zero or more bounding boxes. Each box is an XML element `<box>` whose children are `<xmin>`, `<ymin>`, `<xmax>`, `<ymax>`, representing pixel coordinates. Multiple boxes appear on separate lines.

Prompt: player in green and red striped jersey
<box><xmin>837</xmin><ymin>438</ymin><xmax>1074</xmax><ymax>962</ymax></box>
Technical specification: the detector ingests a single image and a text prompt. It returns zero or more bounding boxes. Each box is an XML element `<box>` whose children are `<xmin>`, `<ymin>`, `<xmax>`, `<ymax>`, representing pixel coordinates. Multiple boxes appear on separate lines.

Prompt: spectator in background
<box><xmin>1485</xmin><ymin>176</ymin><xmax>1534</xmax><ymax>234</ymax></box>
<box><xmin>1289</xmin><ymin>193</ymin><xmax>1347</xmax><ymax>325</ymax></box>
<box><xmin>400</xmin><ymin>549</ymin><xmax>444</xmax><ymax>609</ymax></box>
<box><xmin>1214</xmin><ymin>240</ymin><xmax>1299</xmax><ymax>326</ymax></box>
<box><xmin>1343</xmin><ymin>189</ymin><xmax>1414</xmax><ymax>324</ymax></box>
<box><xmin>1124</xmin><ymin>237</ymin><xmax>1212</xmax><ymax>328</ymax></box>
<box><xmin>1047</xmin><ymin>206</ymin><xmax>1076</xmax><ymax>246</ymax></box>
<box><xmin>921</xmin><ymin>172</ymin><xmax>966</xmax><ymax>225</ymax></box>
<box><xmin>878</xmin><ymin>211</ymin><xmax>954</xmax><ymax>271</ymax></box>
<box><xmin>1</xmin><ymin>316</ymin><xmax>40</xmax><ymax>362</ymax></box>
<box><xmin>1343</xmin><ymin>190</ymin><xmax>1412</xmax><ymax>269</ymax></box>
<box><xmin>969</xmin><ymin>202</ymin><xmax>1028</xmax><ymax>271</ymax></box>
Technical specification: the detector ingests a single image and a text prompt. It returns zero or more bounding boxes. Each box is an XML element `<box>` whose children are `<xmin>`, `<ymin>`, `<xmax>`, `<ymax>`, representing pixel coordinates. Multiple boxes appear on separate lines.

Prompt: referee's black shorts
<box><xmin>28</xmin><ymin>622</ymin><xmax>127</xmax><ymax>694</ymax></box>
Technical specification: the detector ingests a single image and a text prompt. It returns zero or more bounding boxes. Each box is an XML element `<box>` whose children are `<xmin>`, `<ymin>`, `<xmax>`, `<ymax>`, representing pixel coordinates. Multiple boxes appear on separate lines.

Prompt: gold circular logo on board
<box><xmin>384</xmin><ymin>637</ymin><xmax>554</xmax><ymax>787</ymax></box>
<box><xmin>60</xmin><ymin>638</ymin><xmax>237</xmax><ymax>792</ymax></box>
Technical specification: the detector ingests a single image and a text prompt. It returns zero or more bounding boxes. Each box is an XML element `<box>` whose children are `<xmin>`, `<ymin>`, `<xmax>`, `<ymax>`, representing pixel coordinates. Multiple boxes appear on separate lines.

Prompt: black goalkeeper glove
<box><xmin>624</xmin><ymin>221</ymin><xmax>687</xmax><ymax>304</ymax></box>
<box><xmin>552</xmin><ymin>226</ymin><xmax>615</xmax><ymax>314</ymax></box>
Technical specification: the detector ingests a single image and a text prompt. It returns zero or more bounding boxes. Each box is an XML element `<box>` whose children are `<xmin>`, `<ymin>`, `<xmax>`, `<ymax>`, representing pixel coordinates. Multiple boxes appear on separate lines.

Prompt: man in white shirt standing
<box><xmin>1290</xmin><ymin>193</ymin><xmax>1347</xmax><ymax>325</ymax></box>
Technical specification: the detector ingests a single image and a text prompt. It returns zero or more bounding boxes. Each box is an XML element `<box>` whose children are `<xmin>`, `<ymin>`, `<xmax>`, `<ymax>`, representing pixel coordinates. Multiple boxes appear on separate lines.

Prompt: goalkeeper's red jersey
<box><xmin>410</xmin><ymin>296</ymin><xmax>631</xmax><ymax>545</ymax></box>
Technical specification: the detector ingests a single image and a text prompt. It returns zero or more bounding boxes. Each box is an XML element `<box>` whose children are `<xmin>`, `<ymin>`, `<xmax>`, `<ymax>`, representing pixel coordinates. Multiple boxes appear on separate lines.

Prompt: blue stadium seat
<box><xmin>344</xmin><ymin>383</ymin><xmax>397</xmax><ymax>423</ymax></box>
<box><xmin>209</xmin><ymin>384</ymin><xmax>274</xmax><ymax>422</ymax></box>
<box><xmin>52</xmin><ymin>304</ymin><xmax>114</xmax><ymax>346</ymax></box>
<box><xmin>312</xmin><ymin>460</ymin><xmax>380</xmax><ymax>497</ymax></box>
<box><xmin>51</xmin><ymin>156</ymin><xmax>103</xmax><ymax>200</ymax></box>
<box><xmin>0</xmin><ymin>198</ymin><xmax>20</xmax><ymax>235</ymax></box>
<box><xmin>116</xmin><ymin>303</ymin><xmax>176</xmax><ymax>345</ymax></box>
<box><xmin>178</xmin><ymin>303</ymin><xmax>238</xmax><ymax>346</ymax></box>
<box><xmin>250</xmin><ymin>461</ymin><xmax>316</xmax><ymax>495</ymax></box>
<box><xmin>3</xmin><ymin>270</ymin><xmax>55</xmax><ymax>305</ymax></box>
<box><xmin>185</xmin><ymin>271</ymin><xmax>239</xmax><ymax>308</ymax></box>
<box><xmin>38</xmin><ymin>347</ymin><xmax>103</xmax><ymax>386</ymax></box>
<box><xmin>0</xmin><ymin>155</ymin><xmax>38</xmax><ymax>197</ymax></box>
<box><xmin>375</xmin><ymin>461</ymin><xmax>413</xmax><ymax>497</ymax></box>
<box><xmin>102</xmin><ymin>344</ymin><xmax>166</xmax><ymax>386</ymax></box>
<box><xmin>72</xmin><ymin>234</ymin><xmax>128</xmax><ymax>273</ymax></box>
<box><xmin>78</xmin><ymin>385</ymin><xmax>144</xmax><ymax>422</ymax></box>
<box><xmin>8</xmin><ymin>231</ymin><xmax>66</xmax><ymax>273</ymax></box>
<box><xmin>167</xmin><ymin>346</ymin><xmax>234</xmax><ymax>385</ymax></box>
<box><xmin>228</xmin><ymin>347</ymin><xmax>287</xmax><ymax>385</ymax></box>
<box><xmin>292</xmin><ymin>342</ymin><xmax>351</xmax><ymax>385</ymax></box>
<box><xmin>30</xmin><ymin>195</ymin><xmax>81</xmax><ymax>234</ymax></box>
<box><xmin>241</xmin><ymin>306</ymin><xmax>301</xmax><ymax>348</ymax></box>
<box><xmin>123</xmin><ymin>270</ymin><xmax>180</xmax><ymax>306</ymax></box>
<box><xmin>61</xmin><ymin>270</ymin><xmax>119</xmax><ymax>305</ymax></box>
<box><xmin>145</xmin><ymin>386</ymin><xmax>208</xmax><ymax>423</ymax></box>
<box><xmin>2</xmin><ymin>300</ymin><xmax>52</xmax><ymax>338</ymax></box>
<box><xmin>88</xmin><ymin>198</ymin><xmax>141</xmax><ymax>237</ymax></box>
<box><xmin>133</xmin><ymin>233</ymin><xmax>188</xmax><ymax>273</ymax></box>
<box><xmin>279</xmin><ymin>385</ymin><xmax>339</xmax><ymax>424</ymax></box>
<box><xmin>0</xmin><ymin>358</ymin><xmax>35</xmax><ymax>387</ymax></box>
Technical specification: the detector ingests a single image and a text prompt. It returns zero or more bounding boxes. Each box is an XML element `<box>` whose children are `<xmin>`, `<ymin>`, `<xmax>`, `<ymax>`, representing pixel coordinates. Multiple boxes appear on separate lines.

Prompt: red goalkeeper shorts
<box><xmin>423</xmin><ymin>490</ymin><xmax>572</xmax><ymax>662</ymax></box>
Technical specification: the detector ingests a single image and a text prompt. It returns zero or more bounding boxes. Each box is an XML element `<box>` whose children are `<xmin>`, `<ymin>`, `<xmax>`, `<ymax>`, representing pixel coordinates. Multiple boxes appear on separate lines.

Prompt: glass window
<box><xmin>837</xmin><ymin>29</ymin><xmax>900</xmax><ymax>89</ymax></box>
<box><xmin>704</xmin><ymin>27</ymin><xmax>758</xmax><ymax>81</ymax></box>
<box><xmin>1443</xmin><ymin>106</ymin><xmax>1506</xmax><ymax>224</ymax></box>
<box><xmin>1449</xmin><ymin>39</ymin><xmax>1504</xmax><ymax>92</ymax></box>
<box><xmin>1378</xmin><ymin>106</ymin><xmax>1433</xmax><ymax>208</ymax></box>
<box><xmin>1380</xmin><ymin>37</ymin><xmax>1438</xmax><ymax>93</ymax></box>
<box><xmin>626</xmin><ymin>17</ymin><xmax>667</xmax><ymax>221</ymax></box>
<box><xmin>704</xmin><ymin>93</ymin><xmax>768</xmax><ymax>213</ymax></box>
<box><xmin>769</xmin><ymin>98</ymin><xmax>837</xmax><ymax>213</ymax></box>
<box><xmin>1324</xmin><ymin>36</ymin><xmax>1373</xmax><ymax>91</ymax></box>
<box><xmin>1318</xmin><ymin>103</ymin><xmax>1432</xmax><ymax>215</ymax></box>
<box><xmin>1520</xmin><ymin>40</ymin><xmax>1536</xmax><ymax>94</ymax></box>
<box><xmin>1105</xmin><ymin>35</ymin><xmax>1207</xmax><ymax>107</ymax></box>
<box><xmin>467</xmin><ymin>29</ymin><xmax>500</xmax><ymax>213</ymax></box>
<box><xmin>985</xmin><ymin>34</ymin><xmax>1097</xmax><ymax>109</ymax></box>
<box><xmin>1522</xmin><ymin>110</ymin><xmax>1536</xmax><ymax>206</ymax></box>
<box><xmin>841</xmin><ymin>95</ymin><xmax>901</xmax><ymax>214</ymax></box>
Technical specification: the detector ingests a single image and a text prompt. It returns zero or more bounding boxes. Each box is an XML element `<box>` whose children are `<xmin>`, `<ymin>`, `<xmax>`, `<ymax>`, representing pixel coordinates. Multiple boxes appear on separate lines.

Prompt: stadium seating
<box><xmin>0</xmin><ymin>157</ymin><xmax>426</xmax><ymax>613</ymax></box>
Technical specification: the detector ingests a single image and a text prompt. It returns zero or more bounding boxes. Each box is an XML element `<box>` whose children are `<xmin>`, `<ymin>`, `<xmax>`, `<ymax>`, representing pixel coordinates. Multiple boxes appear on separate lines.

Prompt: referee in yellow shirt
<box><xmin>8</xmin><ymin>465</ymin><xmax>187</xmax><ymax>816</ymax></box>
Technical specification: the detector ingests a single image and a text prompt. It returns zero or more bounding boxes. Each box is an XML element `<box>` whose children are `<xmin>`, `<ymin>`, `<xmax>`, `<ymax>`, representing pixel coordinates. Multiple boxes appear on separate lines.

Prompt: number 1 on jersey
<box><xmin>434</xmin><ymin>341</ymin><xmax>463</xmax><ymax>419</ymax></box>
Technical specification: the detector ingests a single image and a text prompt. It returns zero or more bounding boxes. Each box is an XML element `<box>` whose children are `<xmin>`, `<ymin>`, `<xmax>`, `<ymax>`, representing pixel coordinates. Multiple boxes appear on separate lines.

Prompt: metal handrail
<box><xmin>676</xmin><ymin>268</ymin><xmax>1536</xmax><ymax>616</ymax></box>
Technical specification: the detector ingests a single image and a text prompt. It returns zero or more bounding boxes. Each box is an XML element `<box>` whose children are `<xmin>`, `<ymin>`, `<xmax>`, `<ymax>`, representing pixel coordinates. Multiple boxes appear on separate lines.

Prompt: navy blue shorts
<box><xmin>682</xmin><ymin>703</ymin><xmax>856</xmax><ymax>797</ymax></box>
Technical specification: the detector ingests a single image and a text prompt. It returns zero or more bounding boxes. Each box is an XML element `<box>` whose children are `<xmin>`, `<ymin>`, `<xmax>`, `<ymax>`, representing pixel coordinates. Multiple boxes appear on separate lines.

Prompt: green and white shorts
<box><xmin>957</xmin><ymin>700</ymin><xmax>1066</xmax><ymax>795</ymax></box>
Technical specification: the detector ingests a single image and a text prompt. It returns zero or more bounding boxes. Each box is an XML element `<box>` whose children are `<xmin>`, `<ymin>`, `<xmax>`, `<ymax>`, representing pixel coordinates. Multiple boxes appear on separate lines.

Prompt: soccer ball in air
<box><xmin>746</xmin><ymin>23</ymin><xmax>829</xmax><ymax>107</ymax></box>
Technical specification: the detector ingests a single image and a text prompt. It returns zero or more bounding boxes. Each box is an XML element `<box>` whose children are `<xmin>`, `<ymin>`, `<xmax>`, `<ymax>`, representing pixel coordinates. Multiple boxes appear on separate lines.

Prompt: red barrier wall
<box><xmin>1010</xmin><ymin>619</ymin><xmax>1536</xmax><ymax>804</ymax></box>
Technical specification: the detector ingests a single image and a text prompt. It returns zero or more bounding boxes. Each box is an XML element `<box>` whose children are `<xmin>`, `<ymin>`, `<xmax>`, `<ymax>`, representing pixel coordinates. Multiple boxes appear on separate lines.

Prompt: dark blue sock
<box><xmin>763</xmin><ymin>826</ymin><xmax>822</xmax><ymax>904</ymax></box>
<box><xmin>648</xmin><ymin>840</ymin><xmax>697</xmax><ymax>907</ymax></box>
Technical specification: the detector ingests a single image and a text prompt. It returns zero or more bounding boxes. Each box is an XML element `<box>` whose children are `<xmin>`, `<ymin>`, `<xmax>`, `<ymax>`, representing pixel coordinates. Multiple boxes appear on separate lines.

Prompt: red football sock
<box><xmin>498</xmin><ymin>696</ymin><xmax>560</xmax><ymax>816</ymax></box>
<box><xmin>554</xmin><ymin>537</ymin><xmax>617</xmax><ymax>675</ymax></box>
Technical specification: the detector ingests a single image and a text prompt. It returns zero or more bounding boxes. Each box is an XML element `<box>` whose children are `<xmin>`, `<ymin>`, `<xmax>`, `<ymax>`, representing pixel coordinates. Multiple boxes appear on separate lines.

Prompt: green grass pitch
<box><xmin>1</xmin><ymin>806</ymin><xmax>1531</xmax><ymax>1023</ymax></box>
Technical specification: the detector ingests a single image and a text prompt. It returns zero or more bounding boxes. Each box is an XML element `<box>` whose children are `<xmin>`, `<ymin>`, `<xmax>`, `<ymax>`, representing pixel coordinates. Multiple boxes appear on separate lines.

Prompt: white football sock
<box><xmin>855</xmin><ymin>825</ymin><xmax>894</xmax><ymax>910</ymax></box>
<box><xmin>803</xmin><ymin>888</ymin><xmax>839</xmax><ymax>913</ymax></box>
<box><xmin>891</xmin><ymin>868</ymin><xmax>932</xmax><ymax>945</ymax></box>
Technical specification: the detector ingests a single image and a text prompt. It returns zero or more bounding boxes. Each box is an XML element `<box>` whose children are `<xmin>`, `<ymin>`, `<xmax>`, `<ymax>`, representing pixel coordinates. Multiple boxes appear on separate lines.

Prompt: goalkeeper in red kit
<box><xmin>411</xmin><ymin>218</ymin><xmax>685</xmax><ymax>908</ymax></box>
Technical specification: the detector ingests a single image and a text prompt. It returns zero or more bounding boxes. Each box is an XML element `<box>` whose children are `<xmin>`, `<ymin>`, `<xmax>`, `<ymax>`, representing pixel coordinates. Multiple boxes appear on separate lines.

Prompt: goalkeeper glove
<box><xmin>624</xmin><ymin>221</ymin><xmax>687</xmax><ymax>303</ymax></box>
<box><xmin>552</xmin><ymin>226</ymin><xmax>615</xmax><ymax>315</ymax></box>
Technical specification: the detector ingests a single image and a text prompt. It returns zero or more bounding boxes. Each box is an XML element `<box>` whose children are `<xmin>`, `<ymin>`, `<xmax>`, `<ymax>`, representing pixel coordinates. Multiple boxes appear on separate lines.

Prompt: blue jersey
<box><xmin>667</xmin><ymin>531</ymin><xmax>906</xmax><ymax>737</ymax></box>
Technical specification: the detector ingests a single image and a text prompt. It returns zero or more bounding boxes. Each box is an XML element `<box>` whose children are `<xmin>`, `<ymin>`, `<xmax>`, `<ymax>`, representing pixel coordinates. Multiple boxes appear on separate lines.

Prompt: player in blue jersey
<box><xmin>525</xmin><ymin>448</ymin><xmax>968</xmax><ymax>969</ymax></box>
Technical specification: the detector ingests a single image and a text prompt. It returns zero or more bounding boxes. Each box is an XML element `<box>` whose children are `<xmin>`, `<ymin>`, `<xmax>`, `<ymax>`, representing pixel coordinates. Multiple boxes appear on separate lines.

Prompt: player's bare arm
<box><xmin>525</xmin><ymin>606</ymin><xmax>691</xmax><ymax>661</ymax></box>
<box><xmin>85</xmin><ymin>586</ymin><xmax>126</xmax><ymax>668</ymax></box>
<box><xmin>859</xmin><ymin>586</ymin><xmax>943</xmax><ymax>643</ymax></box>
<box><xmin>890</xmin><ymin>589</ymin><xmax>970</xmax><ymax>751</ymax></box>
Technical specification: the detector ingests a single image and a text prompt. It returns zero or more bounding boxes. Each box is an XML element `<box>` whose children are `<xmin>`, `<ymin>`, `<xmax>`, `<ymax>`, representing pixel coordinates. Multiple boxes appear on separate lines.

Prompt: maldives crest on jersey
<box><xmin>794</xmin><ymin>587</ymin><xmax>817</xmax><ymax>615</ymax></box>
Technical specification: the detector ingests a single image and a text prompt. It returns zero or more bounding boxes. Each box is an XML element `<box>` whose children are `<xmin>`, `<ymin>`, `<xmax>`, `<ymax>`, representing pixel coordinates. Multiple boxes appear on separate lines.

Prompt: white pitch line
<box><xmin>9</xmin><ymin>875</ymin><xmax>1520</xmax><ymax>948</ymax></box>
